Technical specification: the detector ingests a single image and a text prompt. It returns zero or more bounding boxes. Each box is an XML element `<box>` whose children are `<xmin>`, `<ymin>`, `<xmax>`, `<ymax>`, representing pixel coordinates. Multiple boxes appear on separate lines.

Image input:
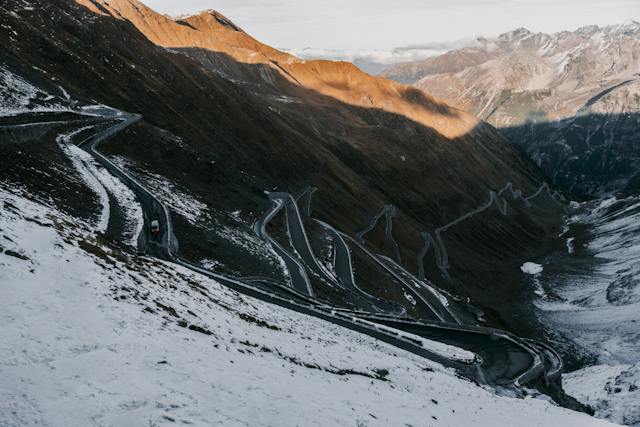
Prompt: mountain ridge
<box><xmin>1</xmin><ymin>0</ymin><xmax>565</xmax><ymax>362</ymax></box>
<box><xmin>381</xmin><ymin>21</ymin><xmax>640</xmax><ymax>196</ymax></box>
<box><xmin>78</xmin><ymin>0</ymin><xmax>481</xmax><ymax>139</ymax></box>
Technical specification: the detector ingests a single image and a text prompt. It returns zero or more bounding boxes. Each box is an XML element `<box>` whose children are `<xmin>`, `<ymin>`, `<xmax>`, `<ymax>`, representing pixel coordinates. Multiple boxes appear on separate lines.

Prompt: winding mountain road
<box><xmin>267</xmin><ymin>192</ymin><xmax>337</xmax><ymax>287</ymax></box>
<box><xmin>76</xmin><ymin>113</ymin><xmax>178</xmax><ymax>260</ymax></box>
<box><xmin>28</xmin><ymin>109</ymin><xmax>565</xmax><ymax>393</ymax></box>
<box><xmin>248</xmin><ymin>184</ymin><xmax>563</xmax><ymax>388</ymax></box>
<box><xmin>342</xmin><ymin>232</ymin><xmax>456</xmax><ymax>323</ymax></box>
<box><xmin>363</xmin><ymin>317</ymin><xmax>542</xmax><ymax>386</ymax></box>
<box><xmin>313</xmin><ymin>218</ymin><xmax>407</xmax><ymax>316</ymax></box>
<box><xmin>356</xmin><ymin>204</ymin><xmax>402</xmax><ymax>263</ymax></box>
<box><xmin>253</xmin><ymin>195</ymin><xmax>315</xmax><ymax>296</ymax></box>
<box><xmin>416</xmin><ymin>182</ymin><xmax>564</xmax><ymax>279</ymax></box>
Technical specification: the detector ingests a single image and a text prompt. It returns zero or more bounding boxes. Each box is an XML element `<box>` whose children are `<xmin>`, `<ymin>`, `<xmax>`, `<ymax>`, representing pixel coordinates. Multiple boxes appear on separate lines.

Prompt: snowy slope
<box><xmin>0</xmin><ymin>187</ymin><xmax>619</xmax><ymax>427</ymax></box>
<box><xmin>532</xmin><ymin>197</ymin><xmax>640</xmax><ymax>426</ymax></box>
<box><xmin>537</xmin><ymin>197</ymin><xmax>640</xmax><ymax>364</ymax></box>
<box><xmin>0</xmin><ymin>66</ymin><xmax>75</xmax><ymax>116</ymax></box>
<box><xmin>565</xmin><ymin>364</ymin><xmax>640</xmax><ymax>426</ymax></box>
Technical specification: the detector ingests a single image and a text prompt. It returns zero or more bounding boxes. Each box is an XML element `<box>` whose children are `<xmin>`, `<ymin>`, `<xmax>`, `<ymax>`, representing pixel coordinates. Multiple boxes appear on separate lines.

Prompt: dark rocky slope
<box><xmin>1</xmin><ymin>0</ymin><xmax>564</xmax><ymax>335</ymax></box>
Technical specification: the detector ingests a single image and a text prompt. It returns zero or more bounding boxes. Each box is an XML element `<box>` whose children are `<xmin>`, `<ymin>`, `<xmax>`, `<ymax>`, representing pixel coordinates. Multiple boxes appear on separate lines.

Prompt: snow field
<box><xmin>0</xmin><ymin>188</ymin><xmax>620</xmax><ymax>426</ymax></box>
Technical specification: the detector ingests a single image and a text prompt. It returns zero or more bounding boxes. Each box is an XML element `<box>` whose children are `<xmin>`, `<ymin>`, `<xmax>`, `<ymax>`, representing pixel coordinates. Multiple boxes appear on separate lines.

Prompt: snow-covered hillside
<box><xmin>565</xmin><ymin>364</ymin><xmax>640</xmax><ymax>426</ymax></box>
<box><xmin>0</xmin><ymin>66</ymin><xmax>75</xmax><ymax>117</ymax></box>
<box><xmin>0</xmin><ymin>187</ymin><xmax>619</xmax><ymax>426</ymax></box>
<box><xmin>532</xmin><ymin>197</ymin><xmax>640</xmax><ymax>426</ymax></box>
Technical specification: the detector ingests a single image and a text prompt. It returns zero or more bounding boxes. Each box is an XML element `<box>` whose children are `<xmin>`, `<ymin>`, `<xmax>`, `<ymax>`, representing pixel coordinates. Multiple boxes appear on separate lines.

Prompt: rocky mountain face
<box><xmin>76</xmin><ymin>0</ymin><xmax>480</xmax><ymax>140</ymax></box>
<box><xmin>1</xmin><ymin>0</ymin><xmax>565</xmax><ymax>334</ymax></box>
<box><xmin>382</xmin><ymin>23</ymin><xmax>640</xmax><ymax>196</ymax></box>
<box><xmin>379</xmin><ymin>40</ymin><xmax>502</xmax><ymax>84</ymax></box>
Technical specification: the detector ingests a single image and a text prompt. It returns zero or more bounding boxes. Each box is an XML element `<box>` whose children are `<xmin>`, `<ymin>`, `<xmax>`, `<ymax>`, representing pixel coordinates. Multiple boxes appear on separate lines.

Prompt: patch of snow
<box><xmin>0</xmin><ymin>66</ymin><xmax>74</xmax><ymax>116</ymax></box>
<box><xmin>425</xmin><ymin>283</ymin><xmax>451</xmax><ymax>307</ymax></box>
<box><xmin>57</xmin><ymin>128</ymin><xmax>110</xmax><ymax>233</ymax></box>
<box><xmin>557</xmin><ymin>54</ymin><xmax>571</xmax><ymax>74</ymax></box>
<box><xmin>521</xmin><ymin>262</ymin><xmax>546</xmax><ymax>297</ymax></box>
<box><xmin>521</xmin><ymin>262</ymin><xmax>544</xmax><ymax>275</ymax></box>
<box><xmin>272</xmin><ymin>95</ymin><xmax>301</xmax><ymax>104</ymax></box>
<box><xmin>91</xmin><ymin>165</ymin><xmax>144</xmax><ymax>247</ymax></box>
<box><xmin>215</xmin><ymin>223</ymin><xmax>287</xmax><ymax>276</ymax></box>
<box><xmin>351</xmin><ymin>317</ymin><xmax>476</xmax><ymax>363</ymax></box>
<box><xmin>58</xmin><ymin>85</ymin><xmax>70</xmax><ymax>100</ymax></box>
<box><xmin>148</xmin><ymin>178</ymin><xmax>207</xmax><ymax>223</ymax></box>
<box><xmin>0</xmin><ymin>188</ymin><xmax>618</xmax><ymax>427</ymax></box>
<box><xmin>110</xmin><ymin>156</ymin><xmax>209</xmax><ymax>225</ymax></box>
<box><xmin>80</xmin><ymin>104</ymin><xmax>123</xmax><ymax>118</ymax></box>
<box><xmin>564</xmin><ymin>364</ymin><xmax>640</xmax><ymax>426</ymax></box>
<box><xmin>567</xmin><ymin>237</ymin><xmax>575</xmax><ymax>254</ymax></box>
<box><xmin>199</xmin><ymin>258</ymin><xmax>224</xmax><ymax>270</ymax></box>
<box><xmin>403</xmin><ymin>291</ymin><xmax>417</xmax><ymax>306</ymax></box>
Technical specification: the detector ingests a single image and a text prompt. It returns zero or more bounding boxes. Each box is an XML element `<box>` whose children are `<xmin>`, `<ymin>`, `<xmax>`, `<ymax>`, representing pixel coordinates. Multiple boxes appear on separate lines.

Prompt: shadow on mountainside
<box><xmin>2</xmin><ymin>0</ymin><xmax>568</xmax><ymax>340</ymax></box>
<box><xmin>502</xmin><ymin>112</ymin><xmax>640</xmax><ymax>198</ymax></box>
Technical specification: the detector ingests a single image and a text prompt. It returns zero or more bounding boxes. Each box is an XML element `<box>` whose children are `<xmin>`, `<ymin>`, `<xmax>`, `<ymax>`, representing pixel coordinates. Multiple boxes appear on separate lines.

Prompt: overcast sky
<box><xmin>144</xmin><ymin>0</ymin><xmax>639</xmax><ymax>50</ymax></box>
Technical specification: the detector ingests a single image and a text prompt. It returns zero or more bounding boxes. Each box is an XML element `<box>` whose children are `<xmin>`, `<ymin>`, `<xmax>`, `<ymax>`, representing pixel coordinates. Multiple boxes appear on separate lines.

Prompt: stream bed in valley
<box><xmin>525</xmin><ymin>197</ymin><xmax>640</xmax><ymax>426</ymax></box>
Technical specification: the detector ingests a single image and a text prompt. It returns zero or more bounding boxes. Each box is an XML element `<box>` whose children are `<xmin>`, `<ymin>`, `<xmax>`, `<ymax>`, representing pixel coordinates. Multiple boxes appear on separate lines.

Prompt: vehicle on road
<box><xmin>151</xmin><ymin>219</ymin><xmax>160</xmax><ymax>234</ymax></box>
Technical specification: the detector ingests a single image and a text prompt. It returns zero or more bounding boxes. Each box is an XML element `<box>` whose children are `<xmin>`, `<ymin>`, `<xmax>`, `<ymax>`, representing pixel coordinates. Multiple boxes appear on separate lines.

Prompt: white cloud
<box><xmin>281</xmin><ymin>38</ymin><xmax>477</xmax><ymax>74</ymax></box>
<box><xmin>284</xmin><ymin>47</ymin><xmax>446</xmax><ymax>65</ymax></box>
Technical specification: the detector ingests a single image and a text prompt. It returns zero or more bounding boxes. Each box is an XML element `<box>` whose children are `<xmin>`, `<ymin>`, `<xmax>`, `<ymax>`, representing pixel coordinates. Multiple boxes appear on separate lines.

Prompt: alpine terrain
<box><xmin>383</xmin><ymin>20</ymin><xmax>640</xmax><ymax>427</ymax></box>
<box><xmin>382</xmin><ymin>22</ymin><xmax>640</xmax><ymax>196</ymax></box>
<box><xmin>0</xmin><ymin>0</ymin><xmax>636</xmax><ymax>426</ymax></box>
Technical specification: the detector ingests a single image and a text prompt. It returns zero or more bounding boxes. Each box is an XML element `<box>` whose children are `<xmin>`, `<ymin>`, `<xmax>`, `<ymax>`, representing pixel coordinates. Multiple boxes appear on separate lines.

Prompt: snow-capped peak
<box><xmin>618</xmin><ymin>19</ymin><xmax>640</xmax><ymax>31</ymax></box>
<box><xmin>173</xmin><ymin>9</ymin><xmax>242</xmax><ymax>31</ymax></box>
<box><xmin>604</xmin><ymin>19</ymin><xmax>640</xmax><ymax>35</ymax></box>
<box><xmin>173</xmin><ymin>9</ymin><xmax>216</xmax><ymax>20</ymax></box>
<box><xmin>498</xmin><ymin>27</ymin><xmax>532</xmax><ymax>41</ymax></box>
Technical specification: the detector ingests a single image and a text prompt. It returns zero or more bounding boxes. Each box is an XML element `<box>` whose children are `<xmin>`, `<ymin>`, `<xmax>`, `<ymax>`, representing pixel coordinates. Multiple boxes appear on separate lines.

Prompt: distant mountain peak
<box><xmin>575</xmin><ymin>24</ymin><xmax>600</xmax><ymax>35</ymax></box>
<box><xmin>616</xmin><ymin>19</ymin><xmax>640</xmax><ymax>32</ymax></box>
<box><xmin>172</xmin><ymin>9</ymin><xmax>220</xmax><ymax>21</ymax></box>
<box><xmin>498</xmin><ymin>27</ymin><xmax>532</xmax><ymax>40</ymax></box>
<box><xmin>173</xmin><ymin>9</ymin><xmax>213</xmax><ymax>19</ymax></box>
<box><xmin>174</xmin><ymin>9</ymin><xmax>243</xmax><ymax>32</ymax></box>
